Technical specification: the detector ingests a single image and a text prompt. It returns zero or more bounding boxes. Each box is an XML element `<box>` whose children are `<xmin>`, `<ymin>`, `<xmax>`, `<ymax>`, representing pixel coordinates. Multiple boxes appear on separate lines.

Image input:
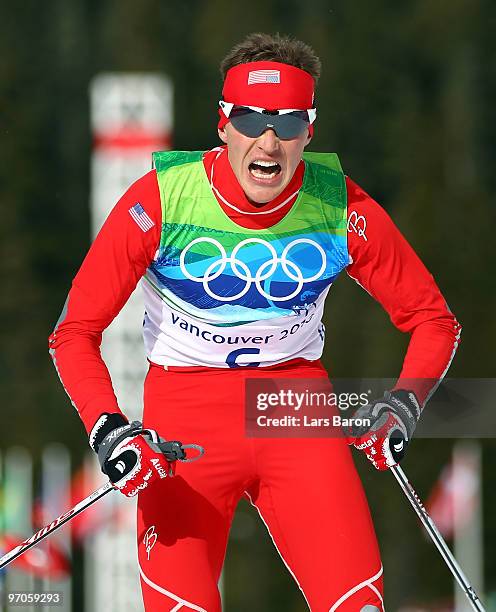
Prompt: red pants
<box><xmin>137</xmin><ymin>361</ymin><xmax>384</xmax><ymax>611</ymax></box>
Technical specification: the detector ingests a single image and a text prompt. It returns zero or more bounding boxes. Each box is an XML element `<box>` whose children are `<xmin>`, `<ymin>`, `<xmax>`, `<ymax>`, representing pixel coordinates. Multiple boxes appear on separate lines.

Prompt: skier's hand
<box><xmin>89</xmin><ymin>413</ymin><xmax>180</xmax><ymax>497</ymax></box>
<box><xmin>345</xmin><ymin>390</ymin><xmax>421</xmax><ymax>470</ymax></box>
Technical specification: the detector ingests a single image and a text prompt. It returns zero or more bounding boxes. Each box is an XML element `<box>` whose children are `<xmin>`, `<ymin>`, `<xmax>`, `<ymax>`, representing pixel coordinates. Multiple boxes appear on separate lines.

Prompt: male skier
<box><xmin>49</xmin><ymin>33</ymin><xmax>461</xmax><ymax>611</ymax></box>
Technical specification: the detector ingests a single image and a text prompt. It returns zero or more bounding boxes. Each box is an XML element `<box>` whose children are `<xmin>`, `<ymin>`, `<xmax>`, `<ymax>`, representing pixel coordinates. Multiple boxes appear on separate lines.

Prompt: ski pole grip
<box><xmin>156</xmin><ymin>440</ymin><xmax>187</xmax><ymax>461</ymax></box>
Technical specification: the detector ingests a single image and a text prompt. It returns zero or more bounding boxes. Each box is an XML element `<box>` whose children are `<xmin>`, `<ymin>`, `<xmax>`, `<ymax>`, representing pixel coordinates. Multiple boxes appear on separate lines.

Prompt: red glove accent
<box><xmin>353</xmin><ymin>412</ymin><xmax>408</xmax><ymax>471</ymax></box>
<box><xmin>108</xmin><ymin>434</ymin><xmax>174</xmax><ymax>498</ymax></box>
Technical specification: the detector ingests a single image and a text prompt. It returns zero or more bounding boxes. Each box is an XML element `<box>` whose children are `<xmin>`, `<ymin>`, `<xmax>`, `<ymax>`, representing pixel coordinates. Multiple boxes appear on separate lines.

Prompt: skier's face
<box><xmin>218</xmin><ymin>123</ymin><xmax>311</xmax><ymax>204</ymax></box>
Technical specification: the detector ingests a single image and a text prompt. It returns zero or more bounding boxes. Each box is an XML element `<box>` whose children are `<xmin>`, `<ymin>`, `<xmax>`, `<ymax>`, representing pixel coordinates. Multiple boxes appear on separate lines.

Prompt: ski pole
<box><xmin>0</xmin><ymin>481</ymin><xmax>114</xmax><ymax>571</ymax></box>
<box><xmin>391</xmin><ymin>464</ymin><xmax>485</xmax><ymax>612</ymax></box>
<box><xmin>0</xmin><ymin>435</ymin><xmax>204</xmax><ymax>571</ymax></box>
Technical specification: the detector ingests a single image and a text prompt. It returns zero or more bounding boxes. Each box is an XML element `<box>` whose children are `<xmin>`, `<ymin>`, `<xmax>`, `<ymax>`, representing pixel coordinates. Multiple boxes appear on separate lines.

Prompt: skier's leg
<box><xmin>248</xmin><ymin>437</ymin><xmax>384</xmax><ymax>612</ymax></box>
<box><xmin>137</xmin><ymin>365</ymin><xmax>252</xmax><ymax>612</ymax></box>
<box><xmin>137</xmin><ymin>474</ymin><xmax>232</xmax><ymax>611</ymax></box>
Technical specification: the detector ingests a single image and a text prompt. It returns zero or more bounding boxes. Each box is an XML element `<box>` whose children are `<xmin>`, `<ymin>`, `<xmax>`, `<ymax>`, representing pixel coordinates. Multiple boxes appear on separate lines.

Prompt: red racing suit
<box><xmin>49</xmin><ymin>147</ymin><xmax>460</xmax><ymax>611</ymax></box>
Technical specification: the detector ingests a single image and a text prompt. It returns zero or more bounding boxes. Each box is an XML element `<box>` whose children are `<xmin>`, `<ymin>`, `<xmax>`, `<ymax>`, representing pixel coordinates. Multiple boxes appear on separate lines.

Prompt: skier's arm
<box><xmin>49</xmin><ymin>170</ymin><xmax>161</xmax><ymax>433</ymax></box>
<box><xmin>345</xmin><ymin>177</ymin><xmax>461</xmax><ymax>406</ymax></box>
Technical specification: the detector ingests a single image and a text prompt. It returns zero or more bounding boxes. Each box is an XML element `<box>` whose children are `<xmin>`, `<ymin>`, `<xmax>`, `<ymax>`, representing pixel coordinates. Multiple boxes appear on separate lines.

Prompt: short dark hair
<box><xmin>220</xmin><ymin>32</ymin><xmax>321</xmax><ymax>85</ymax></box>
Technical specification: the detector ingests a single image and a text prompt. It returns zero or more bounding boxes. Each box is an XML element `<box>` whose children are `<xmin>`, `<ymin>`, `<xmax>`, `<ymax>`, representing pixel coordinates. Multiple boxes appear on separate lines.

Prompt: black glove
<box><xmin>346</xmin><ymin>390</ymin><xmax>421</xmax><ymax>470</ymax></box>
<box><xmin>89</xmin><ymin>413</ymin><xmax>185</xmax><ymax>497</ymax></box>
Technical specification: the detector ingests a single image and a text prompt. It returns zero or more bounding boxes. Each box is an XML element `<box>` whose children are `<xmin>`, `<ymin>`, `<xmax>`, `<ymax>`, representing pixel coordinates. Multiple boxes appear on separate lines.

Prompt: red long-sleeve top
<box><xmin>49</xmin><ymin>147</ymin><xmax>461</xmax><ymax>432</ymax></box>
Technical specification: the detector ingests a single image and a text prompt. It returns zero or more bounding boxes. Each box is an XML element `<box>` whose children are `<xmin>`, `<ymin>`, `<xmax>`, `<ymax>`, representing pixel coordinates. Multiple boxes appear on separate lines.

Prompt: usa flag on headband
<box><xmin>128</xmin><ymin>203</ymin><xmax>155</xmax><ymax>232</ymax></box>
<box><xmin>248</xmin><ymin>70</ymin><xmax>280</xmax><ymax>84</ymax></box>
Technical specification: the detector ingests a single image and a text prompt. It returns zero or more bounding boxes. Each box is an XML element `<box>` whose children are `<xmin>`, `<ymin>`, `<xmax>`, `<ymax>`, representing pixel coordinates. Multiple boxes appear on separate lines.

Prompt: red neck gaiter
<box><xmin>203</xmin><ymin>146</ymin><xmax>304</xmax><ymax>230</ymax></box>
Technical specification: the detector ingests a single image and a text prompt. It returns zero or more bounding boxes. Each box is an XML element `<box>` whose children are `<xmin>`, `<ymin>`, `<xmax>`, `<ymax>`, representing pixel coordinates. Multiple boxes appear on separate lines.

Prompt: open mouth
<box><xmin>248</xmin><ymin>160</ymin><xmax>282</xmax><ymax>180</ymax></box>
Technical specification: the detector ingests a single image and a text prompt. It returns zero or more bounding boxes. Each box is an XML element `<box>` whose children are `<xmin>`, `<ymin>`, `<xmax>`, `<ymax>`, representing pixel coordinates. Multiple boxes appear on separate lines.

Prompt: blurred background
<box><xmin>1</xmin><ymin>0</ymin><xmax>495</xmax><ymax>610</ymax></box>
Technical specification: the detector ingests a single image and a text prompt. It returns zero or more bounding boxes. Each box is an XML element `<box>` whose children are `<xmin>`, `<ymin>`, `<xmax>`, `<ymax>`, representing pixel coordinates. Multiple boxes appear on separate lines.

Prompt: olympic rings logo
<box><xmin>179</xmin><ymin>237</ymin><xmax>326</xmax><ymax>302</ymax></box>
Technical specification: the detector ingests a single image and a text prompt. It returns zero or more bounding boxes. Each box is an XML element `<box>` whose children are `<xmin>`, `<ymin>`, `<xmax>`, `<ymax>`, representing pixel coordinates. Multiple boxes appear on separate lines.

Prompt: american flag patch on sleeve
<box><xmin>128</xmin><ymin>203</ymin><xmax>155</xmax><ymax>232</ymax></box>
<box><xmin>247</xmin><ymin>70</ymin><xmax>280</xmax><ymax>84</ymax></box>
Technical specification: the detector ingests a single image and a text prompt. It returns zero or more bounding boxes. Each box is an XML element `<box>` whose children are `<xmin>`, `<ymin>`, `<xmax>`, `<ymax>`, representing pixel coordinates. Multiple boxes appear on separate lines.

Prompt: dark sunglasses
<box><xmin>219</xmin><ymin>101</ymin><xmax>316</xmax><ymax>140</ymax></box>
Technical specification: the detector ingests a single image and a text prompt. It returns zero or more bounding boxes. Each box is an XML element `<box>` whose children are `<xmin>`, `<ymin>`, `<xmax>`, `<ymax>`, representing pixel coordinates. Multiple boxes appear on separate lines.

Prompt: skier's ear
<box><xmin>218</xmin><ymin>127</ymin><xmax>228</xmax><ymax>144</ymax></box>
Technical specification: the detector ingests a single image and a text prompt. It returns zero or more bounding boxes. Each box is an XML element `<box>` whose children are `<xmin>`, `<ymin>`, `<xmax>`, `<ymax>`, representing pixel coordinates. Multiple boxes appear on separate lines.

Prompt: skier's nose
<box><xmin>257</xmin><ymin>128</ymin><xmax>280</xmax><ymax>154</ymax></box>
